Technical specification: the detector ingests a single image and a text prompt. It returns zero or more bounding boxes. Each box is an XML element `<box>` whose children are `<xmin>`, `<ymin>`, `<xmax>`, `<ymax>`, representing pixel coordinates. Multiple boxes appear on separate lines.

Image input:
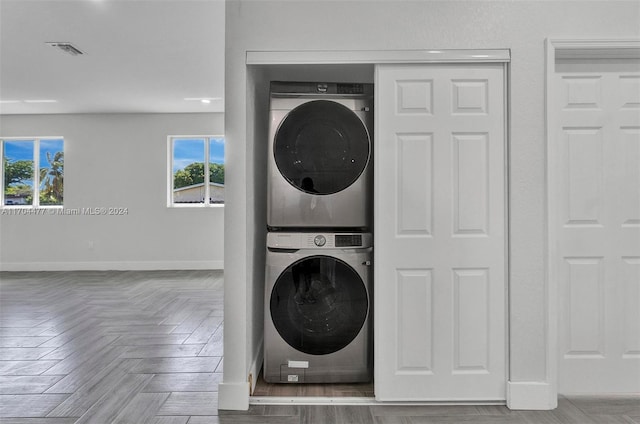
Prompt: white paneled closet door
<box><xmin>374</xmin><ymin>63</ymin><xmax>507</xmax><ymax>401</ymax></box>
<box><xmin>550</xmin><ymin>57</ymin><xmax>640</xmax><ymax>393</ymax></box>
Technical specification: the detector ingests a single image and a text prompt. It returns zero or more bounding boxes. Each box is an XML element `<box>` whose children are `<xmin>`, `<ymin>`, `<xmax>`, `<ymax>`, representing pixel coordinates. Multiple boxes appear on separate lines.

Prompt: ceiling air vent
<box><xmin>46</xmin><ymin>42</ymin><xmax>85</xmax><ymax>56</ymax></box>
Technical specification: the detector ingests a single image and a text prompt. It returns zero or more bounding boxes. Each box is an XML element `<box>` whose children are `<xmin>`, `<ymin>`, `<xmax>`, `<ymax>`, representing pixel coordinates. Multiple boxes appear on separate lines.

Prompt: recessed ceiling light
<box><xmin>46</xmin><ymin>42</ymin><xmax>85</xmax><ymax>56</ymax></box>
<box><xmin>0</xmin><ymin>100</ymin><xmax>20</xmax><ymax>104</ymax></box>
<box><xmin>184</xmin><ymin>97</ymin><xmax>220</xmax><ymax>103</ymax></box>
<box><xmin>25</xmin><ymin>99</ymin><xmax>58</xmax><ymax>103</ymax></box>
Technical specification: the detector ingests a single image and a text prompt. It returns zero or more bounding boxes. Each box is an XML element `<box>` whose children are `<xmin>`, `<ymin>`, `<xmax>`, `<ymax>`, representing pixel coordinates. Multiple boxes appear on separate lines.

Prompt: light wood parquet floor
<box><xmin>0</xmin><ymin>270</ymin><xmax>638</xmax><ymax>424</ymax></box>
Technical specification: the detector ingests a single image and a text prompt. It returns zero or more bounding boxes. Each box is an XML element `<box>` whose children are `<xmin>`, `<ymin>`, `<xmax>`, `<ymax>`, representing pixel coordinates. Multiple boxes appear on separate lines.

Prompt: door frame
<box><xmin>545</xmin><ymin>38</ymin><xmax>640</xmax><ymax>396</ymax></box>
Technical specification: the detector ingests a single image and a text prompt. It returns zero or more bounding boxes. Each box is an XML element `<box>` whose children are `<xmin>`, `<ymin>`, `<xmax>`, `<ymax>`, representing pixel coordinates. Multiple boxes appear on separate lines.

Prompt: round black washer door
<box><xmin>270</xmin><ymin>255</ymin><xmax>368</xmax><ymax>355</ymax></box>
<box><xmin>274</xmin><ymin>100</ymin><xmax>370</xmax><ymax>195</ymax></box>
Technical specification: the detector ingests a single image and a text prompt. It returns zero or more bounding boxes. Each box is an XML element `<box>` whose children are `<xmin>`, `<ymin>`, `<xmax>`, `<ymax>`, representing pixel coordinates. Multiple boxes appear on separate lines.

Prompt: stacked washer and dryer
<box><xmin>264</xmin><ymin>81</ymin><xmax>374</xmax><ymax>384</ymax></box>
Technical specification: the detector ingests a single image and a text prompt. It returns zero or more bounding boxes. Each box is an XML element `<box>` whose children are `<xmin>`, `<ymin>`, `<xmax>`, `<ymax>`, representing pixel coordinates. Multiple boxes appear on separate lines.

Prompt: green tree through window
<box><xmin>170</xmin><ymin>136</ymin><xmax>224</xmax><ymax>205</ymax></box>
<box><xmin>1</xmin><ymin>138</ymin><xmax>64</xmax><ymax>207</ymax></box>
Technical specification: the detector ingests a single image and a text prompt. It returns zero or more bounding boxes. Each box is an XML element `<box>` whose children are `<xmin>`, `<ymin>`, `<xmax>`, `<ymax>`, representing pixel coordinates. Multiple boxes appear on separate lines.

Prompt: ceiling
<box><xmin>0</xmin><ymin>0</ymin><xmax>225</xmax><ymax>115</ymax></box>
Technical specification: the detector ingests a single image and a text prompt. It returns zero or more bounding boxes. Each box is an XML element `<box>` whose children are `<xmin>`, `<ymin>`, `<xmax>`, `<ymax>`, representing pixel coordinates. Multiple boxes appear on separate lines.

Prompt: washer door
<box><xmin>273</xmin><ymin>100</ymin><xmax>370</xmax><ymax>195</ymax></box>
<box><xmin>270</xmin><ymin>255</ymin><xmax>368</xmax><ymax>355</ymax></box>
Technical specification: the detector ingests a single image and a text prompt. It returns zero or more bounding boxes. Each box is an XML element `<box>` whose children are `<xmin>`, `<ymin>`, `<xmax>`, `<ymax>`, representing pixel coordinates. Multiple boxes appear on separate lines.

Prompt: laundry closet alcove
<box><xmin>219</xmin><ymin>49</ymin><xmax>552</xmax><ymax>411</ymax></box>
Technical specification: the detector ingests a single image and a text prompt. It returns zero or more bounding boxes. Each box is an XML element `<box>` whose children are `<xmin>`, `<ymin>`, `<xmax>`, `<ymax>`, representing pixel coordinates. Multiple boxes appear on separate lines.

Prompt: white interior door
<box><xmin>550</xmin><ymin>53</ymin><xmax>640</xmax><ymax>393</ymax></box>
<box><xmin>374</xmin><ymin>63</ymin><xmax>507</xmax><ymax>401</ymax></box>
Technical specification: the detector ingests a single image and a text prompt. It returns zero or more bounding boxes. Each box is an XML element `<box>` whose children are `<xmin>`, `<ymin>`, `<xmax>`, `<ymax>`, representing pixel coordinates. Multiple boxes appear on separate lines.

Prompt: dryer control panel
<box><xmin>270</xmin><ymin>81</ymin><xmax>373</xmax><ymax>97</ymax></box>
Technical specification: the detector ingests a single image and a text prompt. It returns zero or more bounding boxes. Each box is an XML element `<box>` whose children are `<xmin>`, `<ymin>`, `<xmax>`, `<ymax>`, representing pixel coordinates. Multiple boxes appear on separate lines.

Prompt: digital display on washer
<box><xmin>337</xmin><ymin>83</ymin><xmax>364</xmax><ymax>95</ymax></box>
<box><xmin>335</xmin><ymin>234</ymin><xmax>362</xmax><ymax>247</ymax></box>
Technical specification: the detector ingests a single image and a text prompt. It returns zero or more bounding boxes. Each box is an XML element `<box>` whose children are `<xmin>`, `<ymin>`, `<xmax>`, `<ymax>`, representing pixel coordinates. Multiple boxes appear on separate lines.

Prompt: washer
<box><xmin>268</xmin><ymin>81</ymin><xmax>374</xmax><ymax>230</ymax></box>
<box><xmin>264</xmin><ymin>231</ymin><xmax>373</xmax><ymax>384</ymax></box>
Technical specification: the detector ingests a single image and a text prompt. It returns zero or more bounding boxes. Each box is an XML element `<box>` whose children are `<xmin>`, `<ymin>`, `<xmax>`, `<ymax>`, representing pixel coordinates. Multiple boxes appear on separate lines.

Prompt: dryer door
<box><xmin>273</xmin><ymin>100</ymin><xmax>370</xmax><ymax>195</ymax></box>
<box><xmin>270</xmin><ymin>255</ymin><xmax>368</xmax><ymax>355</ymax></box>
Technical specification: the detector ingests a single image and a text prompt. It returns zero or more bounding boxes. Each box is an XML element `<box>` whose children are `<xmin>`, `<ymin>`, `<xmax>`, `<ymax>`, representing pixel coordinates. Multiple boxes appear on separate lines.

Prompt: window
<box><xmin>1</xmin><ymin>137</ymin><xmax>64</xmax><ymax>207</ymax></box>
<box><xmin>169</xmin><ymin>136</ymin><xmax>224</xmax><ymax>206</ymax></box>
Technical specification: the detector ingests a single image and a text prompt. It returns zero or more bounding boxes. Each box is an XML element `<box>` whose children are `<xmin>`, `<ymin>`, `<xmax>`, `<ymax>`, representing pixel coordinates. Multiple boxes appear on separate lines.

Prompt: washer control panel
<box><xmin>267</xmin><ymin>232</ymin><xmax>372</xmax><ymax>249</ymax></box>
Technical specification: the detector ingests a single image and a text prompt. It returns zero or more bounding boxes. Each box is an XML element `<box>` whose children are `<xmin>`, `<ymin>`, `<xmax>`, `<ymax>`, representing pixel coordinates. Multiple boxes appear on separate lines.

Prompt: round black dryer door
<box><xmin>270</xmin><ymin>255</ymin><xmax>369</xmax><ymax>355</ymax></box>
<box><xmin>274</xmin><ymin>100</ymin><xmax>370</xmax><ymax>195</ymax></box>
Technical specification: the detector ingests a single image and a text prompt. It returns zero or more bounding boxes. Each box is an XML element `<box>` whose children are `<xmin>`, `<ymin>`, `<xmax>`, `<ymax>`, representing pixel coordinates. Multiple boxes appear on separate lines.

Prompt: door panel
<box><xmin>552</xmin><ymin>62</ymin><xmax>640</xmax><ymax>393</ymax></box>
<box><xmin>375</xmin><ymin>63</ymin><xmax>507</xmax><ymax>401</ymax></box>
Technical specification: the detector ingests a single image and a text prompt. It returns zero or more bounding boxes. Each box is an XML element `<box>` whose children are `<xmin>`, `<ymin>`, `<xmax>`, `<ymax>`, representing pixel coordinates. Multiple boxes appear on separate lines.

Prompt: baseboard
<box><xmin>248</xmin><ymin>338</ymin><xmax>264</xmax><ymax>395</ymax></box>
<box><xmin>0</xmin><ymin>260</ymin><xmax>224</xmax><ymax>272</ymax></box>
<box><xmin>507</xmin><ymin>381</ymin><xmax>557</xmax><ymax>410</ymax></box>
<box><xmin>218</xmin><ymin>381</ymin><xmax>251</xmax><ymax>411</ymax></box>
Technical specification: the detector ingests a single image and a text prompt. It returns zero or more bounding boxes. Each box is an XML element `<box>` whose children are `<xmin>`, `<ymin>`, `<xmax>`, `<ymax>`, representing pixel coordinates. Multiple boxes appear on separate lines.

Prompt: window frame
<box><xmin>167</xmin><ymin>135</ymin><xmax>225</xmax><ymax>208</ymax></box>
<box><xmin>0</xmin><ymin>136</ymin><xmax>65</xmax><ymax>208</ymax></box>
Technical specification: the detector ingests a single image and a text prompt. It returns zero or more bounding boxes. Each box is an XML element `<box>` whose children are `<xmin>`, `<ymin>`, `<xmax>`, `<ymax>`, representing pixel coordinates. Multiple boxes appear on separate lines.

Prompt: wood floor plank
<box><xmin>406</xmin><ymin>416</ymin><xmax>527</xmax><ymax>424</ymax></box>
<box><xmin>171</xmin><ymin>310</ymin><xmax>212</xmax><ymax>335</ymax></box>
<box><xmin>0</xmin><ymin>394</ymin><xmax>69</xmax><ymax>418</ymax></box>
<box><xmin>0</xmin><ymin>418</ymin><xmax>78</xmax><ymax>424</ymax></box>
<box><xmin>142</xmin><ymin>373</ymin><xmax>222</xmax><ymax>392</ymax></box>
<box><xmin>299</xmin><ymin>405</ymin><xmax>337</xmax><ymax>424</ymax></box>
<box><xmin>36</xmin><ymin>316</ymin><xmax>99</xmax><ymax>346</ymax></box>
<box><xmin>42</xmin><ymin>344</ymin><xmax>127</xmax><ymax>376</ymax></box>
<box><xmin>335</xmin><ymin>405</ymin><xmax>375</xmax><ymax>424</ymax></box>
<box><xmin>565</xmin><ymin>395</ymin><xmax>640</xmax><ymax>416</ymax></box>
<box><xmin>47</xmin><ymin>358</ymin><xmax>142</xmax><ymax>417</ymax></box>
<box><xmin>0</xmin><ymin>328</ymin><xmax>52</xmax><ymax>337</ymax></box>
<box><xmin>0</xmin><ymin>319</ymin><xmax>50</xmax><ymax>328</ymax></box>
<box><xmin>44</xmin><ymin>350</ymin><xmax>132</xmax><ymax>394</ymax></box>
<box><xmin>159</xmin><ymin>306</ymin><xmax>196</xmax><ymax>326</ymax></box>
<box><xmin>72</xmin><ymin>373</ymin><xmax>153</xmax><ymax>424</ymax></box>
<box><xmin>41</xmin><ymin>334</ymin><xmax>120</xmax><ymax>360</ymax></box>
<box><xmin>186</xmin><ymin>417</ymin><xmax>221</xmax><ymax>424</ymax></box>
<box><xmin>0</xmin><ymin>361</ymin><xmax>59</xmax><ymax>376</ymax></box>
<box><xmin>0</xmin><ymin>348</ymin><xmax>56</xmax><ymax>360</ymax></box>
<box><xmin>0</xmin><ymin>337</ymin><xmax>54</xmax><ymax>348</ymax></box>
<box><xmin>157</xmin><ymin>392</ymin><xmax>218</xmax><ymax>416</ymax></box>
<box><xmin>110</xmin><ymin>391</ymin><xmax>170</xmax><ymax>424</ymax></box>
<box><xmin>112</xmin><ymin>334</ymin><xmax>189</xmax><ymax>346</ymax></box>
<box><xmin>36</xmin><ymin>307</ymin><xmax>100</xmax><ymax>338</ymax></box>
<box><xmin>184</xmin><ymin>317</ymin><xmax>223</xmax><ymax>345</ymax></box>
<box><xmin>572</xmin><ymin>416</ymin><xmax>639</xmax><ymax>424</ymax></box>
<box><xmin>150</xmin><ymin>417</ymin><xmax>190</xmax><ymax>424</ymax></box>
<box><xmin>132</xmin><ymin>357</ymin><xmax>221</xmax><ymax>374</ymax></box>
<box><xmin>372</xmin><ymin>416</ymin><xmax>412</xmax><ymax>424</ymax></box>
<box><xmin>0</xmin><ymin>376</ymin><xmax>64</xmax><ymax>394</ymax></box>
<box><xmin>101</xmin><ymin>324</ymin><xmax>178</xmax><ymax>335</ymax></box>
<box><xmin>121</xmin><ymin>344</ymin><xmax>205</xmax><ymax>359</ymax></box>
<box><xmin>39</xmin><ymin>320</ymin><xmax>112</xmax><ymax>349</ymax></box>
<box><xmin>198</xmin><ymin>325</ymin><xmax>223</xmax><ymax>357</ymax></box>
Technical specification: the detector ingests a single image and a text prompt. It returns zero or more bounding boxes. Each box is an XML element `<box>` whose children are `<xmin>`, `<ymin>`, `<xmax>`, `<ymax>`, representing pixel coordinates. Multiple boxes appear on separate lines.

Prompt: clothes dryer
<box><xmin>268</xmin><ymin>81</ymin><xmax>373</xmax><ymax>230</ymax></box>
<box><xmin>264</xmin><ymin>231</ymin><xmax>373</xmax><ymax>383</ymax></box>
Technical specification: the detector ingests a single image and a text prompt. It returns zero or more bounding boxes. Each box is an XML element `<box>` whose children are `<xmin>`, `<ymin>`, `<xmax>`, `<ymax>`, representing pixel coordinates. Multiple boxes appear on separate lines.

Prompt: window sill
<box><xmin>168</xmin><ymin>203</ymin><xmax>225</xmax><ymax>209</ymax></box>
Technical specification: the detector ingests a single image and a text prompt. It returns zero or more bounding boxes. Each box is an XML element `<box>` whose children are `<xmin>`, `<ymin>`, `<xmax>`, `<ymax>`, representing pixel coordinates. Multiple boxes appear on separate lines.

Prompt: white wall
<box><xmin>221</xmin><ymin>0</ymin><xmax>640</xmax><ymax>410</ymax></box>
<box><xmin>0</xmin><ymin>113</ymin><xmax>224</xmax><ymax>271</ymax></box>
